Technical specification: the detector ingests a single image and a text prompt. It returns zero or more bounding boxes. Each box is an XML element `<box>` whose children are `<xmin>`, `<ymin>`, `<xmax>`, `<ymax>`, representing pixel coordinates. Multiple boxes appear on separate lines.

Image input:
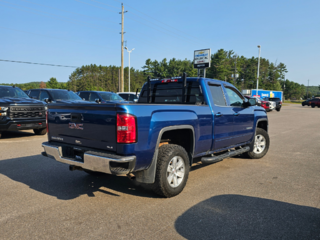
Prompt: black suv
<box><xmin>0</xmin><ymin>86</ymin><xmax>46</xmax><ymax>138</ymax></box>
<box><xmin>28</xmin><ymin>89</ymin><xmax>83</xmax><ymax>103</ymax></box>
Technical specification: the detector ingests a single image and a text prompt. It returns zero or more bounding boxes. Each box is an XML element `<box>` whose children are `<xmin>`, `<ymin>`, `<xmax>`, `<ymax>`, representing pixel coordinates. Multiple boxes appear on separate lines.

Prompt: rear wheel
<box><xmin>151</xmin><ymin>144</ymin><xmax>190</xmax><ymax>198</ymax></box>
<box><xmin>33</xmin><ymin>128</ymin><xmax>47</xmax><ymax>135</ymax></box>
<box><xmin>311</xmin><ymin>103</ymin><xmax>316</xmax><ymax>108</ymax></box>
<box><xmin>276</xmin><ymin>107</ymin><xmax>281</xmax><ymax>112</ymax></box>
<box><xmin>244</xmin><ymin>128</ymin><xmax>270</xmax><ymax>159</ymax></box>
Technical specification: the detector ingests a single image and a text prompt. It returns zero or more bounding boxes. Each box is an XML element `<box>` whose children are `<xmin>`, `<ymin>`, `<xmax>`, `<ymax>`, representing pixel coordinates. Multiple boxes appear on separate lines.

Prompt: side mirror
<box><xmin>248</xmin><ymin>98</ymin><xmax>260</xmax><ymax>106</ymax></box>
<box><xmin>82</xmin><ymin>98</ymin><xmax>86</xmax><ymax>101</ymax></box>
<box><xmin>44</xmin><ymin>98</ymin><xmax>52</xmax><ymax>103</ymax></box>
<box><xmin>133</xmin><ymin>99</ymin><xmax>138</xmax><ymax>103</ymax></box>
<box><xmin>95</xmin><ymin>98</ymin><xmax>101</xmax><ymax>104</ymax></box>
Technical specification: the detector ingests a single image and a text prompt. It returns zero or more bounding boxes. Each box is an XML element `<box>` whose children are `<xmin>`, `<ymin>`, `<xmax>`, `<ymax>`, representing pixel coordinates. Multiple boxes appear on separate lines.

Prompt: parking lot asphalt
<box><xmin>0</xmin><ymin>104</ymin><xmax>319</xmax><ymax>240</ymax></box>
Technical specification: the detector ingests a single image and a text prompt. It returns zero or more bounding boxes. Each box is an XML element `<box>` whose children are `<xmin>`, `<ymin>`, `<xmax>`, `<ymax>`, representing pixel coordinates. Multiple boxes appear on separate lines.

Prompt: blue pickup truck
<box><xmin>42</xmin><ymin>74</ymin><xmax>269</xmax><ymax>197</ymax></box>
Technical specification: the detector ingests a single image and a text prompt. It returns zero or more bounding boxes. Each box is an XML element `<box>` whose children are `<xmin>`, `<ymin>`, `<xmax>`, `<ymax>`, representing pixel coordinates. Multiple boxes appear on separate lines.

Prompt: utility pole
<box><xmin>256</xmin><ymin>45</ymin><xmax>261</xmax><ymax>97</ymax></box>
<box><xmin>307</xmin><ymin>79</ymin><xmax>309</xmax><ymax>99</ymax></box>
<box><xmin>119</xmin><ymin>4</ymin><xmax>127</xmax><ymax>92</ymax></box>
<box><xmin>125</xmin><ymin>47</ymin><xmax>134</xmax><ymax>92</ymax></box>
<box><xmin>234</xmin><ymin>54</ymin><xmax>237</xmax><ymax>85</ymax></box>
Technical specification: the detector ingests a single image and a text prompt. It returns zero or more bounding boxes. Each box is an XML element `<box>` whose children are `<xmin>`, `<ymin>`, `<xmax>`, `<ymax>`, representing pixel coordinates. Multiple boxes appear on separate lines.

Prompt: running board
<box><xmin>201</xmin><ymin>146</ymin><xmax>250</xmax><ymax>164</ymax></box>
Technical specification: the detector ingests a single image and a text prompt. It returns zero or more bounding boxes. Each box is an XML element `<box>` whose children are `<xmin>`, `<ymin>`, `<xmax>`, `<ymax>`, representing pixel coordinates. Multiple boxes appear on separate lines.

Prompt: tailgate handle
<box><xmin>71</xmin><ymin>113</ymin><xmax>82</xmax><ymax>123</ymax></box>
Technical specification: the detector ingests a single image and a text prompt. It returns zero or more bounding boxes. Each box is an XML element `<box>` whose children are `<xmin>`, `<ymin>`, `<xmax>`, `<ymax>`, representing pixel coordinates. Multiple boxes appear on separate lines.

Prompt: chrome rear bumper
<box><xmin>42</xmin><ymin>142</ymin><xmax>136</xmax><ymax>174</ymax></box>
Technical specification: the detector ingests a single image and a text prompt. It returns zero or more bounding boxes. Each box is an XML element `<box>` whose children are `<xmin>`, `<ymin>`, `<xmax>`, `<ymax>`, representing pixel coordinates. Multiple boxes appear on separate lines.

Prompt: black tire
<box><xmin>244</xmin><ymin>128</ymin><xmax>270</xmax><ymax>159</ymax></box>
<box><xmin>276</xmin><ymin>107</ymin><xmax>281</xmax><ymax>112</ymax></box>
<box><xmin>0</xmin><ymin>132</ymin><xmax>2</xmax><ymax>138</ymax></box>
<box><xmin>302</xmin><ymin>103</ymin><xmax>305</xmax><ymax>106</ymax></box>
<box><xmin>33</xmin><ymin>128</ymin><xmax>47</xmax><ymax>135</ymax></box>
<box><xmin>151</xmin><ymin>144</ymin><xmax>190</xmax><ymax>198</ymax></box>
<box><xmin>311</xmin><ymin>103</ymin><xmax>315</xmax><ymax>108</ymax></box>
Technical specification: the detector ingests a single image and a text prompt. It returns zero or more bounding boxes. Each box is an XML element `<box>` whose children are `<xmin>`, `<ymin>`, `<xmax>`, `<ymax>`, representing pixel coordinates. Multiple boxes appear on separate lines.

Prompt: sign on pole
<box><xmin>194</xmin><ymin>49</ymin><xmax>211</xmax><ymax>68</ymax></box>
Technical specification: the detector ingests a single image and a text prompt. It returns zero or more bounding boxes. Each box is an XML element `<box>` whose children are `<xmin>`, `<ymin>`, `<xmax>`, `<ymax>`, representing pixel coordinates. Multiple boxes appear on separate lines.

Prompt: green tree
<box><xmin>47</xmin><ymin>77</ymin><xmax>59</xmax><ymax>89</ymax></box>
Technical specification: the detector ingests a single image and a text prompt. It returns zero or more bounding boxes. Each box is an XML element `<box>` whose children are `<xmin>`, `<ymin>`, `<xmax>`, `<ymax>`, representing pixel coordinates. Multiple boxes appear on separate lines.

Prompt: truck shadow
<box><xmin>0</xmin><ymin>130</ymin><xmax>38</xmax><ymax>139</ymax></box>
<box><xmin>175</xmin><ymin>194</ymin><xmax>320</xmax><ymax>240</ymax></box>
<box><xmin>0</xmin><ymin>155</ymin><xmax>157</xmax><ymax>200</ymax></box>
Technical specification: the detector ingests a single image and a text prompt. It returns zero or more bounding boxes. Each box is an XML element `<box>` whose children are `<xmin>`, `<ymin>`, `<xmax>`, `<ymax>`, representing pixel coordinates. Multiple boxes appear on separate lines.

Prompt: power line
<box><xmin>0</xmin><ymin>59</ymin><xmax>78</xmax><ymax>68</ymax></box>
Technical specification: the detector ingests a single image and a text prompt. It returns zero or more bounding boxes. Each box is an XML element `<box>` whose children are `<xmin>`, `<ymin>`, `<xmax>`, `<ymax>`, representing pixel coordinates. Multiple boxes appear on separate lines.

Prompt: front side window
<box><xmin>89</xmin><ymin>92</ymin><xmax>99</xmax><ymax>101</ymax></box>
<box><xmin>208</xmin><ymin>85</ymin><xmax>226</xmax><ymax>106</ymax></box>
<box><xmin>40</xmin><ymin>91</ymin><xmax>50</xmax><ymax>101</ymax></box>
<box><xmin>225</xmin><ymin>88</ymin><xmax>244</xmax><ymax>107</ymax></box>
<box><xmin>99</xmin><ymin>92</ymin><xmax>124</xmax><ymax>101</ymax></box>
<box><xmin>29</xmin><ymin>90</ymin><xmax>40</xmax><ymax>99</ymax></box>
<box><xmin>50</xmin><ymin>90</ymin><xmax>82</xmax><ymax>101</ymax></box>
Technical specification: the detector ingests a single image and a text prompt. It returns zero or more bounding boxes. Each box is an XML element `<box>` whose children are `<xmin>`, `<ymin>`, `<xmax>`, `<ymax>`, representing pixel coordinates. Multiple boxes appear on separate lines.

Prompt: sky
<box><xmin>0</xmin><ymin>0</ymin><xmax>319</xmax><ymax>86</ymax></box>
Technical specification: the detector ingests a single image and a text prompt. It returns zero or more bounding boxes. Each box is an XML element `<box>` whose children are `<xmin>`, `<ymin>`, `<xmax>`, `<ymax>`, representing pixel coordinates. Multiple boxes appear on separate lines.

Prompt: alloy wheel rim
<box><xmin>253</xmin><ymin>134</ymin><xmax>266</xmax><ymax>154</ymax></box>
<box><xmin>167</xmin><ymin>156</ymin><xmax>185</xmax><ymax>188</ymax></box>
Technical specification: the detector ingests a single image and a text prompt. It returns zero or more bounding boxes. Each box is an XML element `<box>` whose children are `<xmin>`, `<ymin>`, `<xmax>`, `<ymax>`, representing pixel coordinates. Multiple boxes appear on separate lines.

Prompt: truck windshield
<box><xmin>0</xmin><ymin>87</ymin><xmax>29</xmax><ymax>98</ymax></box>
<box><xmin>50</xmin><ymin>90</ymin><xmax>82</xmax><ymax>101</ymax></box>
<box><xmin>99</xmin><ymin>92</ymin><xmax>124</xmax><ymax>101</ymax></box>
<box><xmin>138</xmin><ymin>81</ymin><xmax>204</xmax><ymax>104</ymax></box>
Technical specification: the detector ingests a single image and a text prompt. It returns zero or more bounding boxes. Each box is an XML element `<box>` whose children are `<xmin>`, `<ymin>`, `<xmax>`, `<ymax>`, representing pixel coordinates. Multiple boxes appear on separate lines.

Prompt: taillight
<box><xmin>117</xmin><ymin>113</ymin><xmax>136</xmax><ymax>143</ymax></box>
<box><xmin>161</xmin><ymin>79</ymin><xmax>178</xmax><ymax>83</ymax></box>
<box><xmin>280</xmin><ymin>101</ymin><xmax>282</xmax><ymax>104</ymax></box>
<box><xmin>46</xmin><ymin>111</ymin><xmax>49</xmax><ymax>134</ymax></box>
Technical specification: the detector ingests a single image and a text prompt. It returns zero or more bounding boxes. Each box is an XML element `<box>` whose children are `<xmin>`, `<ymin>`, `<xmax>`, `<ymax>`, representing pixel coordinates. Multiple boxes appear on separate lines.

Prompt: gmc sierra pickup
<box><xmin>0</xmin><ymin>85</ymin><xmax>47</xmax><ymax>138</ymax></box>
<box><xmin>42</xmin><ymin>74</ymin><xmax>270</xmax><ymax>197</ymax></box>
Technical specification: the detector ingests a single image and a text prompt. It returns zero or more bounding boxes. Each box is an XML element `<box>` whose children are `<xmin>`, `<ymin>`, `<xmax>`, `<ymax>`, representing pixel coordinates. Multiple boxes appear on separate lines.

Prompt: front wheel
<box><xmin>311</xmin><ymin>104</ymin><xmax>316</xmax><ymax>108</ymax></box>
<box><xmin>151</xmin><ymin>144</ymin><xmax>190</xmax><ymax>198</ymax></box>
<box><xmin>33</xmin><ymin>128</ymin><xmax>47</xmax><ymax>135</ymax></box>
<box><xmin>244</xmin><ymin>128</ymin><xmax>270</xmax><ymax>159</ymax></box>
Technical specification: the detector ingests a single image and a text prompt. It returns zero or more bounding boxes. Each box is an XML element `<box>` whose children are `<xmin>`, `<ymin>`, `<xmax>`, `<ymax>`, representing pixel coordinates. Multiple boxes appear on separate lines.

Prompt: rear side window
<box><xmin>208</xmin><ymin>85</ymin><xmax>226</xmax><ymax>106</ymax></box>
<box><xmin>138</xmin><ymin>82</ymin><xmax>204</xmax><ymax>104</ymax></box>
<box><xmin>29</xmin><ymin>90</ymin><xmax>40</xmax><ymax>99</ymax></box>
<box><xmin>79</xmin><ymin>92</ymin><xmax>90</xmax><ymax>100</ymax></box>
<box><xmin>119</xmin><ymin>94</ymin><xmax>129</xmax><ymax>100</ymax></box>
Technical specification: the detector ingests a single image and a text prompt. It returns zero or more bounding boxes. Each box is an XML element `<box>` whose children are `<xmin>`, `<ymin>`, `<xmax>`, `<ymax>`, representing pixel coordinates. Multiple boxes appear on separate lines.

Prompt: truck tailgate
<box><xmin>48</xmin><ymin>104</ymin><xmax>117</xmax><ymax>152</ymax></box>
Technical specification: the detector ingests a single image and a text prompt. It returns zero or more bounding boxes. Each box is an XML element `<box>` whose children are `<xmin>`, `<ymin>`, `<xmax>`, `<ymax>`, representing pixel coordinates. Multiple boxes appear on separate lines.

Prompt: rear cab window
<box><xmin>138</xmin><ymin>81</ymin><xmax>204</xmax><ymax>104</ymax></box>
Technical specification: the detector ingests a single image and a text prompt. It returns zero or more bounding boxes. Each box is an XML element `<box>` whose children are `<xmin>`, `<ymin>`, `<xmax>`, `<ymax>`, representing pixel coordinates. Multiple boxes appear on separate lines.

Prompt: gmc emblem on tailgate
<box><xmin>69</xmin><ymin>123</ymin><xmax>83</xmax><ymax>130</ymax></box>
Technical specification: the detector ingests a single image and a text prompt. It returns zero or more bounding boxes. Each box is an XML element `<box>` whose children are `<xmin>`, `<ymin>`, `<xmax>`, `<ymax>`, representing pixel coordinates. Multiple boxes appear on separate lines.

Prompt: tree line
<box><xmin>1</xmin><ymin>49</ymin><xmax>317</xmax><ymax>99</ymax></box>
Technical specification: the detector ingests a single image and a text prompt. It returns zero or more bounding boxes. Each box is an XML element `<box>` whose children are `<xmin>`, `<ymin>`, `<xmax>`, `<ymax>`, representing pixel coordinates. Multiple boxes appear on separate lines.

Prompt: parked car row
<box><xmin>244</xmin><ymin>96</ymin><xmax>282</xmax><ymax>112</ymax></box>
<box><xmin>302</xmin><ymin>98</ymin><xmax>320</xmax><ymax>108</ymax></box>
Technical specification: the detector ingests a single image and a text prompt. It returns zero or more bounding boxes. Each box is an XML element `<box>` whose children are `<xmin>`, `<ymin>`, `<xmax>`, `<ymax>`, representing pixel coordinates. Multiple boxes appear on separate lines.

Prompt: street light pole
<box><xmin>125</xmin><ymin>47</ymin><xmax>134</xmax><ymax>92</ymax></box>
<box><xmin>256</xmin><ymin>45</ymin><xmax>261</xmax><ymax>97</ymax></box>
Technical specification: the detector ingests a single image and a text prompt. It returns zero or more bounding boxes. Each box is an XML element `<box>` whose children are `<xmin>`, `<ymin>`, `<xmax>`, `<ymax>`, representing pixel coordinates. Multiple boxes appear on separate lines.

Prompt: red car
<box><xmin>310</xmin><ymin>99</ymin><xmax>320</xmax><ymax>108</ymax></box>
<box><xmin>245</xmin><ymin>96</ymin><xmax>270</xmax><ymax>111</ymax></box>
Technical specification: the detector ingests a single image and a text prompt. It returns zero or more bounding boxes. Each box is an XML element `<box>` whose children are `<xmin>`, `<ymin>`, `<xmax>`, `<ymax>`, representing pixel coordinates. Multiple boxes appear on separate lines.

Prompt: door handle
<box><xmin>215</xmin><ymin>112</ymin><xmax>223</xmax><ymax>117</ymax></box>
<box><xmin>234</xmin><ymin>113</ymin><xmax>239</xmax><ymax>116</ymax></box>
